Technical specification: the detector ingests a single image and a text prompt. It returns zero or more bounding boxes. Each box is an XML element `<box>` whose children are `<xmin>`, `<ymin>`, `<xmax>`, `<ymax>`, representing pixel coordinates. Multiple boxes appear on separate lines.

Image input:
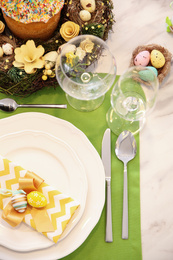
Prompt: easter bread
<box><xmin>0</xmin><ymin>0</ymin><xmax>64</xmax><ymax>40</ymax></box>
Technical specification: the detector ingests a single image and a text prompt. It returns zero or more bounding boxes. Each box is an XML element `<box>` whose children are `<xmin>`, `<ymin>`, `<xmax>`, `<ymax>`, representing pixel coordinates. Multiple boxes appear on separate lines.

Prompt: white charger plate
<box><xmin>0</xmin><ymin>130</ymin><xmax>88</xmax><ymax>251</ymax></box>
<box><xmin>0</xmin><ymin>113</ymin><xmax>105</xmax><ymax>260</ymax></box>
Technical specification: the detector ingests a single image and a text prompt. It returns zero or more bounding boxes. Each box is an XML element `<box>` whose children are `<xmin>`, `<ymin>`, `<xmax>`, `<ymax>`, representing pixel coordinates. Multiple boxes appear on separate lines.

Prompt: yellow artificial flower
<box><xmin>60</xmin><ymin>21</ymin><xmax>80</xmax><ymax>42</ymax></box>
<box><xmin>66</xmin><ymin>52</ymin><xmax>77</xmax><ymax>66</ymax></box>
<box><xmin>80</xmin><ymin>38</ymin><xmax>94</xmax><ymax>53</ymax></box>
<box><xmin>0</xmin><ymin>21</ymin><xmax>5</xmax><ymax>34</ymax></box>
<box><xmin>13</xmin><ymin>40</ymin><xmax>45</xmax><ymax>74</ymax></box>
<box><xmin>75</xmin><ymin>47</ymin><xmax>86</xmax><ymax>61</ymax></box>
<box><xmin>0</xmin><ymin>47</ymin><xmax>3</xmax><ymax>58</ymax></box>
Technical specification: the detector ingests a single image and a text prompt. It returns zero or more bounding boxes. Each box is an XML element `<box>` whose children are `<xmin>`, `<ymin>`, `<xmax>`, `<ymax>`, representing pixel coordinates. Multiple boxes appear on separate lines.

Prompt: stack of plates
<box><xmin>0</xmin><ymin>113</ymin><xmax>105</xmax><ymax>260</ymax></box>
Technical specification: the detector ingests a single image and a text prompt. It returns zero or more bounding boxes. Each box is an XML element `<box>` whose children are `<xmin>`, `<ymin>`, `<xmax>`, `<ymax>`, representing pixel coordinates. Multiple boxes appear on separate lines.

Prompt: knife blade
<box><xmin>102</xmin><ymin>128</ymin><xmax>113</xmax><ymax>242</ymax></box>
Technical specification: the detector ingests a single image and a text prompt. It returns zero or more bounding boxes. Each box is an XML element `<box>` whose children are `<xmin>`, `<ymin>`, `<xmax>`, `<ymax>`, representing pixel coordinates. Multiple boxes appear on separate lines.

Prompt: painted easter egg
<box><xmin>2</xmin><ymin>43</ymin><xmax>13</xmax><ymax>55</ymax></box>
<box><xmin>150</xmin><ymin>50</ymin><xmax>165</xmax><ymax>69</ymax></box>
<box><xmin>27</xmin><ymin>191</ymin><xmax>47</xmax><ymax>208</ymax></box>
<box><xmin>79</xmin><ymin>10</ymin><xmax>91</xmax><ymax>22</ymax></box>
<box><xmin>80</xmin><ymin>0</ymin><xmax>96</xmax><ymax>13</ymax></box>
<box><xmin>11</xmin><ymin>190</ymin><xmax>27</xmax><ymax>213</ymax></box>
<box><xmin>134</xmin><ymin>51</ymin><xmax>150</xmax><ymax>66</ymax></box>
<box><xmin>147</xmin><ymin>66</ymin><xmax>158</xmax><ymax>77</ymax></box>
<box><xmin>138</xmin><ymin>69</ymin><xmax>156</xmax><ymax>82</ymax></box>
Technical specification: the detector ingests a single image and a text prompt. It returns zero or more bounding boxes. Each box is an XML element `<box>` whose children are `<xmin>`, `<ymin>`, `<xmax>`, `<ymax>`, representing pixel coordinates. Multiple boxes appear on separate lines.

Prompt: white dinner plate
<box><xmin>0</xmin><ymin>130</ymin><xmax>88</xmax><ymax>251</ymax></box>
<box><xmin>0</xmin><ymin>113</ymin><xmax>105</xmax><ymax>260</ymax></box>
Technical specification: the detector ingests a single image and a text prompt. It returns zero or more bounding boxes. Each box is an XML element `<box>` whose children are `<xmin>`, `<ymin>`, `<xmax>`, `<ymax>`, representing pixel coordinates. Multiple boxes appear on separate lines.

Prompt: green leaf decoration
<box><xmin>7</xmin><ymin>67</ymin><xmax>27</xmax><ymax>83</ymax></box>
<box><xmin>167</xmin><ymin>26</ymin><xmax>171</xmax><ymax>32</ymax></box>
<box><xmin>166</xmin><ymin>16</ymin><xmax>172</xmax><ymax>26</ymax></box>
<box><xmin>82</xmin><ymin>23</ymin><xmax>105</xmax><ymax>39</ymax></box>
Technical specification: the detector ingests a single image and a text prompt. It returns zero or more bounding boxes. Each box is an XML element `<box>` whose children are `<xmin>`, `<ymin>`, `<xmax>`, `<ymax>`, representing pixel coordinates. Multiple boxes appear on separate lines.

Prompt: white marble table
<box><xmin>0</xmin><ymin>1</ymin><xmax>172</xmax><ymax>260</ymax></box>
<box><xmin>109</xmin><ymin>1</ymin><xmax>173</xmax><ymax>259</ymax></box>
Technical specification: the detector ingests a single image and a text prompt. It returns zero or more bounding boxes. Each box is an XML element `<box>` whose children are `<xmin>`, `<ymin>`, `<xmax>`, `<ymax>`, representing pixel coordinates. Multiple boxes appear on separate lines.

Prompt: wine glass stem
<box><xmin>122</xmin><ymin>162</ymin><xmax>128</xmax><ymax>239</ymax></box>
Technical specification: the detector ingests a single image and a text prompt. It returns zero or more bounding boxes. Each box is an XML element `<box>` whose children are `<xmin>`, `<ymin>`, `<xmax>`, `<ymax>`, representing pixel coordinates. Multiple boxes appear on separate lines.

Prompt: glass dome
<box><xmin>55</xmin><ymin>35</ymin><xmax>117</xmax><ymax>111</ymax></box>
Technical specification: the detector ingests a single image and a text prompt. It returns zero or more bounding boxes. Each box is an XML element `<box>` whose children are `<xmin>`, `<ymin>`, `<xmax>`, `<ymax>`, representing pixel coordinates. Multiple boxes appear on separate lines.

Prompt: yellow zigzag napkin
<box><xmin>0</xmin><ymin>156</ymin><xmax>80</xmax><ymax>243</ymax></box>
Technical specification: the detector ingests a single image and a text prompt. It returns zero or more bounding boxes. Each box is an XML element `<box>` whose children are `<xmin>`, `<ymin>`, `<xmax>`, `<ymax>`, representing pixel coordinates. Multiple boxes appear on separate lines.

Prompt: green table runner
<box><xmin>0</xmin><ymin>80</ymin><xmax>142</xmax><ymax>260</ymax></box>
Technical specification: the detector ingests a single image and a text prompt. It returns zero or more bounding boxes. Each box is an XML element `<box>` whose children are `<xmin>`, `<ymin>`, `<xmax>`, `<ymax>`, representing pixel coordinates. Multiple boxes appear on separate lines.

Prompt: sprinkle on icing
<box><xmin>0</xmin><ymin>0</ymin><xmax>64</xmax><ymax>24</ymax></box>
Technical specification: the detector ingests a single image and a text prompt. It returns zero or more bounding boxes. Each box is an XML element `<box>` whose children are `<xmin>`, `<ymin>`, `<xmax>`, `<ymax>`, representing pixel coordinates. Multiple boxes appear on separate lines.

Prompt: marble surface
<box><xmin>109</xmin><ymin>0</ymin><xmax>173</xmax><ymax>259</ymax></box>
<box><xmin>0</xmin><ymin>1</ymin><xmax>173</xmax><ymax>260</ymax></box>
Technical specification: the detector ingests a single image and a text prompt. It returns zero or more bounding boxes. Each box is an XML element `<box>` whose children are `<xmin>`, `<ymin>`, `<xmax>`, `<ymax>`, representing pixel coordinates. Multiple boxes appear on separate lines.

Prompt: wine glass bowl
<box><xmin>107</xmin><ymin>66</ymin><xmax>159</xmax><ymax>135</ymax></box>
<box><xmin>55</xmin><ymin>35</ymin><xmax>117</xmax><ymax>111</ymax></box>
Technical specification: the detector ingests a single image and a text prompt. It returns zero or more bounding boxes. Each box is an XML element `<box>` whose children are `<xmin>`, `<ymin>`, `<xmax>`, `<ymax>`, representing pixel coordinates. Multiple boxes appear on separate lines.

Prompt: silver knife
<box><xmin>102</xmin><ymin>128</ymin><xmax>113</xmax><ymax>242</ymax></box>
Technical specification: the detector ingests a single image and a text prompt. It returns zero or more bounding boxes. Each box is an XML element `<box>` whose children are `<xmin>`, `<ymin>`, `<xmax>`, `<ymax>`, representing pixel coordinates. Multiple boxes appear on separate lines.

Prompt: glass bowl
<box><xmin>55</xmin><ymin>35</ymin><xmax>117</xmax><ymax>111</ymax></box>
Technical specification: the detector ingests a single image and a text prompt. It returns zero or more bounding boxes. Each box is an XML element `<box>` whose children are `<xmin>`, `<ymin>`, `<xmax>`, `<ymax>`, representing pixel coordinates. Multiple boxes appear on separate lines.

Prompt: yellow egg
<box><xmin>27</xmin><ymin>191</ymin><xmax>47</xmax><ymax>208</ymax></box>
<box><xmin>151</xmin><ymin>50</ymin><xmax>165</xmax><ymax>69</ymax></box>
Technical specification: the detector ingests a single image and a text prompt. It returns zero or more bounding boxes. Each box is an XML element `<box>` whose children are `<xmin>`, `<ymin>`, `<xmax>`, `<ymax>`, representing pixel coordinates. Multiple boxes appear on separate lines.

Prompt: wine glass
<box><xmin>55</xmin><ymin>35</ymin><xmax>117</xmax><ymax>111</ymax></box>
<box><xmin>106</xmin><ymin>66</ymin><xmax>159</xmax><ymax>135</ymax></box>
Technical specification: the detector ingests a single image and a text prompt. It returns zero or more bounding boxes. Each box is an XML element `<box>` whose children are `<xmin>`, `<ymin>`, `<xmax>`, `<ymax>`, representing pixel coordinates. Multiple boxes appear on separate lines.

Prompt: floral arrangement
<box><xmin>59</xmin><ymin>37</ymin><xmax>102</xmax><ymax>80</ymax></box>
<box><xmin>0</xmin><ymin>0</ymin><xmax>115</xmax><ymax>97</ymax></box>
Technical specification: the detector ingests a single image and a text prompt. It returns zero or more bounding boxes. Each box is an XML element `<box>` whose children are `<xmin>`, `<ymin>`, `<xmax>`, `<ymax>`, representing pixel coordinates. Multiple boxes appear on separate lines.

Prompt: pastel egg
<box><xmin>150</xmin><ymin>50</ymin><xmax>165</xmax><ymax>69</ymax></box>
<box><xmin>27</xmin><ymin>191</ymin><xmax>47</xmax><ymax>208</ymax></box>
<box><xmin>79</xmin><ymin>10</ymin><xmax>91</xmax><ymax>22</ymax></box>
<box><xmin>80</xmin><ymin>0</ymin><xmax>96</xmax><ymax>13</ymax></box>
<box><xmin>2</xmin><ymin>43</ymin><xmax>13</xmax><ymax>55</ymax></box>
<box><xmin>11</xmin><ymin>191</ymin><xmax>27</xmax><ymax>213</ymax></box>
<box><xmin>134</xmin><ymin>51</ymin><xmax>150</xmax><ymax>66</ymax></box>
<box><xmin>138</xmin><ymin>69</ymin><xmax>156</xmax><ymax>82</ymax></box>
<box><xmin>147</xmin><ymin>66</ymin><xmax>158</xmax><ymax>77</ymax></box>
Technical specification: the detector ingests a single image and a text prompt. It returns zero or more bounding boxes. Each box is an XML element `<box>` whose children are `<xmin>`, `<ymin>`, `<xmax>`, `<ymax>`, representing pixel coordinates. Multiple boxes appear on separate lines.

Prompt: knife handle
<box><xmin>105</xmin><ymin>178</ymin><xmax>113</xmax><ymax>242</ymax></box>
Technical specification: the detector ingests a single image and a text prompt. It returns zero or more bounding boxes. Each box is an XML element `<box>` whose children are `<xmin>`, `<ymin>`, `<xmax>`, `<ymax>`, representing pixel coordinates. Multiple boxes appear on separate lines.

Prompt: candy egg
<box><xmin>134</xmin><ymin>51</ymin><xmax>150</xmax><ymax>66</ymax></box>
<box><xmin>27</xmin><ymin>191</ymin><xmax>47</xmax><ymax>208</ymax></box>
<box><xmin>79</xmin><ymin>10</ymin><xmax>91</xmax><ymax>22</ymax></box>
<box><xmin>11</xmin><ymin>191</ymin><xmax>27</xmax><ymax>213</ymax></box>
<box><xmin>150</xmin><ymin>50</ymin><xmax>165</xmax><ymax>69</ymax></box>
<box><xmin>80</xmin><ymin>0</ymin><xmax>96</xmax><ymax>13</ymax></box>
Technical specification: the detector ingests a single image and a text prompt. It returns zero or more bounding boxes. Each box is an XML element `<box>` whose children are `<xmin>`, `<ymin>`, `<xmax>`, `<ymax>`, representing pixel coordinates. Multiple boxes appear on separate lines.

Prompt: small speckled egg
<box><xmin>80</xmin><ymin>0</ymin><xmax>96</xmax><ymax>13</ymax></box>
<box><xmin>79</xmin><ymin>10</ymin><xmax>91</xmax><ymax>22</ymax></box>
<box><xmin>147</xmin><ymin>66</ymin><xmax>158</xmax><ymax>77</ymax></box>
<box><xmin>134</xmin><ymin>51</ymin><xmax>150</xmax><ymax>66</ymax></box>
<box><xmin>2</xmin><ymin>43</ymin><xmax>14</xmax><ymax>55</ymax></box>
<box><xmin>11</xmin><ymin>191</ymin><xmax>27</xmax><ymax>213</ymax></box>
<box><xmin>150</xmin><ymin>50</ymin><xmax>165</xmax><ymax>69</ymax></box>
<box><xmin>27</xmin><ymin>191</ymin><xmax>47</xmax><ymax>208</ymax></box>
<box><xmin>138</xmin><ymin>69</ymin><xmax>156</xmax><ymax>82</ymax></box>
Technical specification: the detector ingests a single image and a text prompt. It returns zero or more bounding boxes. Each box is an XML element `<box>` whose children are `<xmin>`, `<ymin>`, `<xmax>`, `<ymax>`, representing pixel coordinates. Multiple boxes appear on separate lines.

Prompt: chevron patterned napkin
<box><xmin>0</xmin><ymin>155</ymin><xmax>80</xmax><ymax>243</ymax></box>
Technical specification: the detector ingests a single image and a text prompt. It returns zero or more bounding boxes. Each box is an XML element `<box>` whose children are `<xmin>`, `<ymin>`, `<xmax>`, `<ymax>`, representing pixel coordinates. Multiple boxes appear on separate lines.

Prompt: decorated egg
<box><xmin>147</xmin><ymin>66</ymin><xmax>158</xmax><ymax>77</ymax></box>
<box><xmin>134</xmin><ymin>51</ymin><xmax>150</xmax><ymax>66</ymax></box>
<box><xmin>80</xmin><ymin>0</ymin><xmax>96</xmax><ymax>13</ymax></box>
<box><xmin>27</xmin><ymin>191</ymin><xmax>47</xmax><ymax>208</ymax></box>
<box><xmin>79</xmin><ymin>10</ymin><xmax>91</xmax><ymax>22</ymax></box>
<box><xmin>2</xmin><ymin>43</ymin><xmax>14</xmax><ymax>55</ymax></box>
<box><xmin>139</xmin><ymin>69</ymin><xmax>156</xmax><ymax>82</ymax></box>
<box><xmin>150</xmin><ymin>50</ymin><xmax>165</xmax><ymax>69</ymax></box>
<box><xmin>11</xmin><ymin>190</ymin><xmax>27</xmax><ymax>213</ymax></box>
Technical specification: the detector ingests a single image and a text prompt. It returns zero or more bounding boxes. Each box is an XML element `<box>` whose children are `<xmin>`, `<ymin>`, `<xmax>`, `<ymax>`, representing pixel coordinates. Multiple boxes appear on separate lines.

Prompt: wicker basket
<box><xmin>129</xmin><ymin>44</ymin><xmax>172</xmax><ymax>84</ymax></box>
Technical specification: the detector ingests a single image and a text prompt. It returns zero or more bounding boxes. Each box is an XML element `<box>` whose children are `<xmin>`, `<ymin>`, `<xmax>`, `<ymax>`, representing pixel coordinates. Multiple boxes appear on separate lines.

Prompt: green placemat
<box><xmin>0</xmin><ymin>79</ymin><xmax>142</xmax><ymax>260</ymax></box>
